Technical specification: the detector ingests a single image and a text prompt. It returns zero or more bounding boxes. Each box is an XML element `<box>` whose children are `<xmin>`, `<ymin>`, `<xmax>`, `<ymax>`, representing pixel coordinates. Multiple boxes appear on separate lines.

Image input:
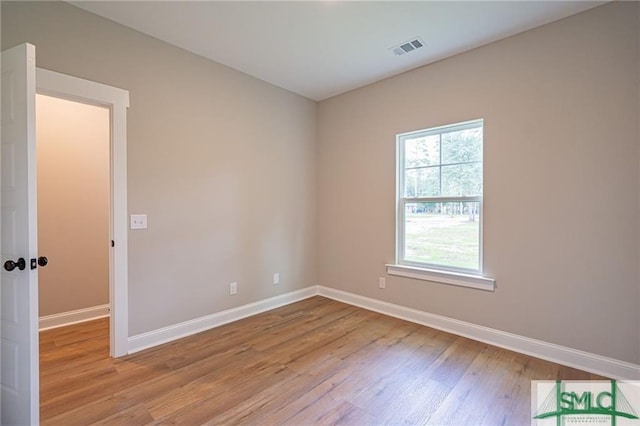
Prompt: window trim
<box><xmin>385</xmin><ymin>263</ymin><xmax>495</xmax><ymax>291</ymax></box>
<box><xmin>394</xmin><ymin>119</ymin><xmax>494</xmax><ymax>289</ymax></box>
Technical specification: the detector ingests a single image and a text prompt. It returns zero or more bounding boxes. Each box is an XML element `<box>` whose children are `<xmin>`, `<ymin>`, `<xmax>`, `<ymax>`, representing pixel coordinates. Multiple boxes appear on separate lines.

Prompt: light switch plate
<box><xmin>130</xmin><ymin>214</ymin><xmax>147</xmax><ymax>230</ymax></box>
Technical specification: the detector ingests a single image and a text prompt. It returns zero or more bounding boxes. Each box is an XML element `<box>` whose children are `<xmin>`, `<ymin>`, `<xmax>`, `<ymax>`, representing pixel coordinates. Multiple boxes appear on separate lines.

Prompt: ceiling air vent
<box><xmin>390</xmin><ymin>37</ymin><xmax>425</xmax><ymax>56</ymax></box>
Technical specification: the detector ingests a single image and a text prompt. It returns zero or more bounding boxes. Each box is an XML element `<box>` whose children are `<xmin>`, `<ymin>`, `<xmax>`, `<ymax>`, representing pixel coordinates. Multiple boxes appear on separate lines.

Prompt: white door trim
<box><xmin>36</xmin><ymin>68</ymin><xmax>129</xmax><ymax>357</ymax></box>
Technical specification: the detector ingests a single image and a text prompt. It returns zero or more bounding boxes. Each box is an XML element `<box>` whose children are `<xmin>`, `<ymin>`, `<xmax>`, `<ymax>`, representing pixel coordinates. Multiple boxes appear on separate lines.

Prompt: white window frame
<box><xmin>388</xmin><ymin>119</ymin><xmax>495</xmax><ymax>291</ymax></box>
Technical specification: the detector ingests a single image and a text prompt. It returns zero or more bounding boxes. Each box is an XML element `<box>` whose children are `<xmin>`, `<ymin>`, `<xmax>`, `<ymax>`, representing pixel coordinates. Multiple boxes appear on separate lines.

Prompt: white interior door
<box><xmin>1</xmin><ymin>43</ymin><xmax>40</xmax><ymax>426</ymax></box>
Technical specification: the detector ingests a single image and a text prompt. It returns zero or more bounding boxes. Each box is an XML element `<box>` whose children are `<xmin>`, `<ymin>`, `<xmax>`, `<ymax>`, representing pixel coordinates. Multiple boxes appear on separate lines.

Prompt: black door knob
<box><xmin>38</xmin><ymin>257</ymin><xmax>48</xmax><ymax>267</ymax></box>
<box><xmin>4</xmin><ymin>258</ymin><xmax>26</xmax><ymax>272</ymax></box>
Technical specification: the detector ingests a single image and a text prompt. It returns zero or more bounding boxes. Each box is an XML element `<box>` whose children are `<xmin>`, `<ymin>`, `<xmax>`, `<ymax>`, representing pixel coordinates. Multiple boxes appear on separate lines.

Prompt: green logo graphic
<box><xmin>533</xmin><ymin>380</ymin><xmax>639</xmax><ymax>426</ymax></box>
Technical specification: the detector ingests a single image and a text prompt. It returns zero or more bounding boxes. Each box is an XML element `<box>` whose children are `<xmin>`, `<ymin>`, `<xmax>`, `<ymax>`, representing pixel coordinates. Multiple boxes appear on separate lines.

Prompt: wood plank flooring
<box><xmin>39</xmin><ymin>296</ymin><xmax>604</xmax><ymax>425</ymax></box>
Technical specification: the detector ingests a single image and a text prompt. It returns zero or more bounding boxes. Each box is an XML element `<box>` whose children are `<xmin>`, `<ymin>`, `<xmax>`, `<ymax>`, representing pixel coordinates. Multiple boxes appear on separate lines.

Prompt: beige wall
<box><xmin>317</xmin><ymin>2</ymin><xmax>639</xmax><ymax>364</ymax></box>
<box><xmin>36</xmin><ymin>94</ymin><xmax>110</xmax><ymax>317</ymax></box>
<box><xmin>2</xmin><ymin>1</ymin><xmax>317</xmax><ymax>335</ymax></box>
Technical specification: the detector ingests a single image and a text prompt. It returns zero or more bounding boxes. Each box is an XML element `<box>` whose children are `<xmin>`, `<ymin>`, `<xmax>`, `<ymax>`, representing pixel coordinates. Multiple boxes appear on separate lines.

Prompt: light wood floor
<box><xmin>40</xmin><ymin>296</ymin><xmax>603</xmax><ymax>425</ymax></box>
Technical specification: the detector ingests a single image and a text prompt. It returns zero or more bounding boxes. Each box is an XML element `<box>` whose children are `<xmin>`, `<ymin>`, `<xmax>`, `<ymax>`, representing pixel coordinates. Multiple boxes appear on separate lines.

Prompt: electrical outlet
<box><xmin>230</xmin><ymin>282</ymin><xmax>237</xmax><ymax>295</ymax></box>
<box><xmin>379</xmin><ymin>277</ymin><xmax>386</xmax><ymax>289</ymax></box>
<box><xmin>273</xmin><ymin>273</ymin><xmax>280</xmax><ymax>285</ymax></box>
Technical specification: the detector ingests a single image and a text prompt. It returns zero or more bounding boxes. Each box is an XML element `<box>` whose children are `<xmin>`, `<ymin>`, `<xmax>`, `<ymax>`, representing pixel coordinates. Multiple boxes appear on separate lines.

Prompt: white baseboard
<box><xmin>317</xmin><ymin>286</ymin><xmax>640</xmax><ymax>380</ymax></box>
<box><xmin>39</xmin><ymin>304</ymin><xmax>110</xmax><ymax>331</ymax></box>
<box><xmin>127</xmin><ymin>286</ymin><xmax>318</xmax><ymax>354</ymax></box>
<box><xmin>123</xmin><ymin>284</ymin><xmax>639</xmax><ymax>380</ymax></box>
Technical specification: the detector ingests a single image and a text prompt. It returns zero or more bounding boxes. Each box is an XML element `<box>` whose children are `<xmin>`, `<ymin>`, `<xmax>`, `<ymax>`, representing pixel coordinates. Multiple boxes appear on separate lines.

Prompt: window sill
<box><xmin>385</xmin><ymin>264</ymin><xmax>496</xmax><ymax>292</ymax></box>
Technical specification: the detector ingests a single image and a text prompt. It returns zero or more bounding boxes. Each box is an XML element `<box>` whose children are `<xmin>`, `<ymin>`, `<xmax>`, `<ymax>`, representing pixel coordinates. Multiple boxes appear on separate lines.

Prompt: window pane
<box><xmin>441</xmin><ymin>162</ymin><xmax>482</xmax><ymax>196</ymax></box>
<box><xmin>404</xmin><ymin>202</ymin><xmax>480</xmax><ymax>270</ymax></box>
<box><xmin>405</xmin><ymin>167</ymin><xmax>439</xmax><ymax>197</ymax></box>
<box><xmin>405</xmin><ymin>135</ymin><xmax>440</xmax><ymax>168</ymax></box>
<box><xmin>441</xmin><ymin>127</ymin><xmax>482</xmax><ymax>165</ymax></box>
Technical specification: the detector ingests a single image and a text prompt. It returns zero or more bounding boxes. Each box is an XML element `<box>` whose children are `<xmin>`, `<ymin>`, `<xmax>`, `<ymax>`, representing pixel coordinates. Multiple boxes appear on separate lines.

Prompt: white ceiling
<box><xmin>70</xmin><ymin>1</ymin><xmax>606</xmax><ymax>101</ymax></box>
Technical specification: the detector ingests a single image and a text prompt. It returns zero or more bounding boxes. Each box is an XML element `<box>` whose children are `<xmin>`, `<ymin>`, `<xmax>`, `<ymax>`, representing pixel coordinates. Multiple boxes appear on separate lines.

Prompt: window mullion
<box><xmin>405</xmin><ymin>196</ymin><xmax>481</xmax><ymax>203</ymax></box>
<box><xmin>438</xmin><ymin>133</ymin><xmax>442</xmax><ymax>197</ymax></box>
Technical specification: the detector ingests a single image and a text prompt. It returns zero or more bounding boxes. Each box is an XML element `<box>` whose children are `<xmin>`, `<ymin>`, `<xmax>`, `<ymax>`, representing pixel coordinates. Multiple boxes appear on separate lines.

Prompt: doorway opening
<box><xmin>36</xmin><ymin>94</ymin><xmax>111</xmax><ymax>336</ymax></box>
<box><xmin>36</xmin><ymin>67</ymin><xmax>130</xmax><ymax>358</ymax></box>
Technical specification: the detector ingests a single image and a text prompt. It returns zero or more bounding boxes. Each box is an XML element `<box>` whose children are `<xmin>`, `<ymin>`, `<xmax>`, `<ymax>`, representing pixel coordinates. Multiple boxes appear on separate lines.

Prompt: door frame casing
<box><xmin>36</xmin><ymin>68</ymin><xmax>129</xmax><ymax>357</ymax></box>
